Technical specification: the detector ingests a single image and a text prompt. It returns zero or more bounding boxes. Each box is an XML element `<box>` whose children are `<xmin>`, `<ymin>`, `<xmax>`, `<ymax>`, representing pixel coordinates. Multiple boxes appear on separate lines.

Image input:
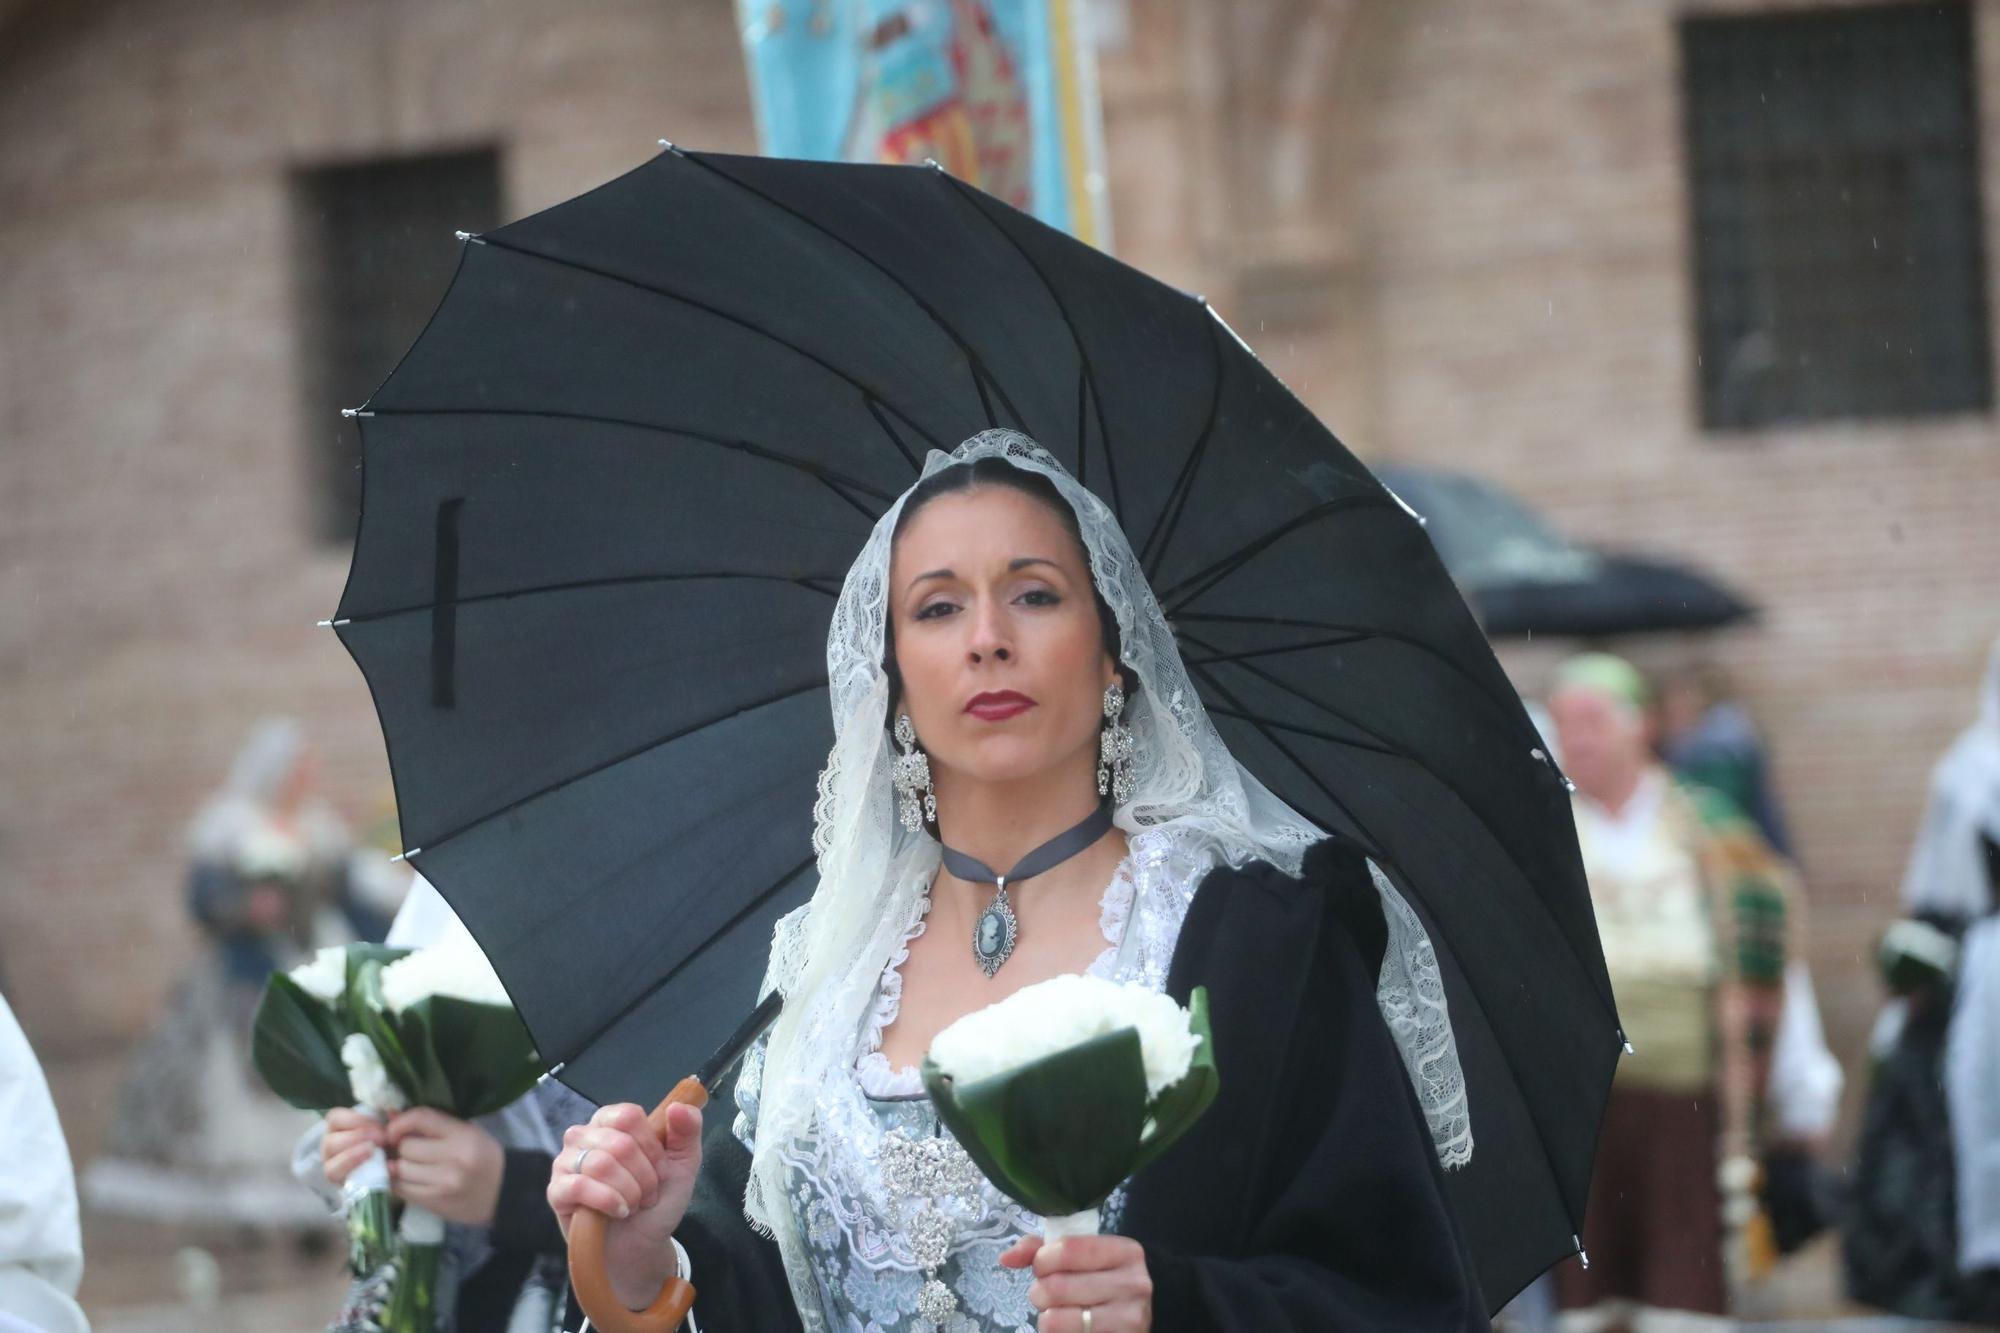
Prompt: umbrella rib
<box><xmin>1138</xmin><ymin>310</ymin><xmax>1226</xmax><ymax>580</ymax></box>
<box><xmin>1074</xmin><ymin>368</ymin><xmax>1086</xmax><ymax>479</ymax></box>
<box><xmin>1158</xmin><ymin>494</ymin><xmax>1392</xmax><ymax>609</ymax></box>
<box><xmin>406</xmin><ymin>676</ymin><xmax>830</xmax><ymax>857</ymax></box>
<box><xmin>936</xmin><ymin>174</ymin><xmax>1123</xmax><ymax>521</ymax></box>
<box><xmin>338</xmin><ymin>571</ymin><xmax>840</xmax><ymax>627</ymax></box>
<box><xmin>683</xmin><ymin>152</ymin><xmax>1029</xmax><ymax>434</ymax></box>
<box><xmin>1202</xmin><ymin>704</ymin><xmax>1399</xmax><ymax>759</ymax></box>
<box><xmin>1195</xmin><ymin>660</ymin><xmax>1528</xmax><ymax>856</ymax></box>
<box><xmin>472</xmin><ymin>234</ymin><xmax>947</xmax><ymax>460</ymax></box>
<box><xmin>1181</xmin><ymin>660</ymin><xmax>1385</xmax><ymax>862</ymax></box>
<box><xmin>1418</xmin><ymin>905</ymin><xmax>1597</xmax><ymax>1238</ymax></box>
<box><xmin>865</xmin><ymin>397</ymin><xmax>922</xmax><ymax>473</ymax></box>
<box><xmin>553</xmin><ymin>853</ymin><xmax>817</xmax><ymax>1071</ymax></box>
<box><xmin>1186</xmin><ymin>654</ymin><xmax>1409</xmax><ymax>767</ymax></box>
<box><xmin>1185</xmin><ymin>633</ymin><xmax>1620</xmax><ymax>1020</ymax></box>
<box><xmin>361</xmin><ymin>406</ymin><xmax>896</xmax><ymax>513</ymax></box>
<box><xmin>1170</xmin><ymin>612</ymin><xmax>1540</xmax><ymax>746</ymax></box>
<box><xmin>1179</xmin><ymin>631</ymin><xmax>1372</xmax><ymax>667</ymax></box>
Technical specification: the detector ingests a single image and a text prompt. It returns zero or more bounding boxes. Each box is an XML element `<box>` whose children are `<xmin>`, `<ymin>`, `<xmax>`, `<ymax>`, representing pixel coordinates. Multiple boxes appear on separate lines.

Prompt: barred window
<box><xmin>291</xmin><ymin>148</ymin><xmax>502</xmax><ymax>546</ymax></box>
<box><xmin>1681</xmin><ymin>2</ymin><xmax>1990</xmax><ymax>430</ymax></box>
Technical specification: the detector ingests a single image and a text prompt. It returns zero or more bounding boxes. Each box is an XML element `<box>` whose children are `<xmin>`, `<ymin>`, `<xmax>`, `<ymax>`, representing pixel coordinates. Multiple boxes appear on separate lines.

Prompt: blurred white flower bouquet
<box><xmin>921</xmin><ymin>974</ymin><xmax>1218</xmax><ymax>1240</ymax></box>
<box><xmin>253</xmin><ymin>941</ymin><xmax>543</xmax><ymax>1332</ymax></box>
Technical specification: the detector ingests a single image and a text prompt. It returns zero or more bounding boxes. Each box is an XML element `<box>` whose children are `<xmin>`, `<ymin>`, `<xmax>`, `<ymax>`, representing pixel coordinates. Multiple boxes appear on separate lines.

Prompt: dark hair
<box><xmin>882</xmin><ymin>459</ymin><xmax>1137</xmax><ymax>718</ymax></box>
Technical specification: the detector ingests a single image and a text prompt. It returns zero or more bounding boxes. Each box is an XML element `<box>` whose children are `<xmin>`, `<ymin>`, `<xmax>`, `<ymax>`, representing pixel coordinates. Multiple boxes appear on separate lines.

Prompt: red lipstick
<box><xmin>964</xmin><ymin>690</ymin><xmax>1035</xmax><ymax>721</ymax></box>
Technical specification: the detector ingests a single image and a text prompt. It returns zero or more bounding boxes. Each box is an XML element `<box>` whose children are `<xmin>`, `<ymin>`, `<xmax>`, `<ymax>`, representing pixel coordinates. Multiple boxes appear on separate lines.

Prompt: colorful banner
<box><xmin>735</xmin><ymin>0</ymin><xmax>1111</xmax><ymax>248</ymax></box>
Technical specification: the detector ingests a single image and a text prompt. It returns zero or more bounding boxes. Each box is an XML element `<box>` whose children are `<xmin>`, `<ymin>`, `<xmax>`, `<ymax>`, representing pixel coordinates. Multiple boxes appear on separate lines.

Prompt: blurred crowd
<box><xmin>1502</xmin><ymin>636</ymin><xmax>2000</xmax><ymax>1332</ymax></box>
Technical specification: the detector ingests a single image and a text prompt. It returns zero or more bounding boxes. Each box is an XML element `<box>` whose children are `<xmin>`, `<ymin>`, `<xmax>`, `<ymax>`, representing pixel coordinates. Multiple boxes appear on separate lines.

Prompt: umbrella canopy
<box><xmin>330</xmin><ymin>146</ymin><xmax>1618</xmax><ymax>1308</ymax></box>
<box><xmin>1376</xmin><ymin>465</ymin><xmax>1757</xmax><ymax>638</ymax></box>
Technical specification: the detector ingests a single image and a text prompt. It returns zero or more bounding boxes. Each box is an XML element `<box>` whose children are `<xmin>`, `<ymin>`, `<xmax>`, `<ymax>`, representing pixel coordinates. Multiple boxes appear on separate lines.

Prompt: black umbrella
<box><xmin>330</xmin><ymin>146</ymin><xmax>1618</xmax><ymax>1311</ymax></box>
<box><xmin>1376</xmin><ymin>464</ymin><xmax>1758</xmax><ymax>638</ymax></box>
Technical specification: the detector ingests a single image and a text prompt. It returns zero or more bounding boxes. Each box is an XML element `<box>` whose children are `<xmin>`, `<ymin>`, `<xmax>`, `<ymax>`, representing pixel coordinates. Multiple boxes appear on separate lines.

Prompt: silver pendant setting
<box><xmin>973</xmin><ymin>877</ymin><xmax>1018</xmax><ymax>978</ymax></box>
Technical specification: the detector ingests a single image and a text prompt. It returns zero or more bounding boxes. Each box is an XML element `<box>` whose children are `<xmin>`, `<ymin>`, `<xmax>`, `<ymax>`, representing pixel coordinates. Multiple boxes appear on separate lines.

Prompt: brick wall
<box><xmin>5</xmin><ymin>0</ymin><xmax>1994</xmax><ymax>1112</ymax></box>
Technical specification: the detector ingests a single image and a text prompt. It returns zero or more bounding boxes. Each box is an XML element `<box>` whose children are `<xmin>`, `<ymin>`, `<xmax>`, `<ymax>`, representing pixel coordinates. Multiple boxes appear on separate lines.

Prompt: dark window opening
<box><xmin>1681</xmin><ymin>2</ymin><xmax>1989</xmax><ymax>430</ymax></box>
<box><xmin>291</xmin><ymin>148</ymin><xmax>502</xmax><ymax>545</ymax></box>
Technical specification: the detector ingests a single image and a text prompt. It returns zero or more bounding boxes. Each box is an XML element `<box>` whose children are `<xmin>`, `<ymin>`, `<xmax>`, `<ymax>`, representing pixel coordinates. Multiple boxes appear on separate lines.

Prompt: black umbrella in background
<box><xmin>1376</xmin><ymin>464</ymin><xmax>1758</xmax><ymax>638</ymax></box>
<box><xmin>328</xmin><ymin>145</ymin><xmax>1619</xmax><ymax>1310</ymax></box>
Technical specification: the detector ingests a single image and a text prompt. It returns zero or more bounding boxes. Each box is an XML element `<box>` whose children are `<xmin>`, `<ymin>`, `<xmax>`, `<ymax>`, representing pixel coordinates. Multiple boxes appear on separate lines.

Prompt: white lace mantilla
<box><xmin>1372</xmin><ymin>861</ymin><xmax>1473</xmax><ymax>1168</ymax></box>
<box><xmin>734</xmin><ymin>825</ymin><xmax>1214</xmax><ymax>1333</ymax></box>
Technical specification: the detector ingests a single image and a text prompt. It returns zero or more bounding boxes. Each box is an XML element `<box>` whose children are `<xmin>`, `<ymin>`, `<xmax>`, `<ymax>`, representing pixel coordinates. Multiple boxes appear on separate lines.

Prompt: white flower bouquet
<box><xmin>252</xmin><ymin>941</ymin><xmax>543</xmax><ymax>1333</ymax></box>
<box><xmin>921</xmin><ymin>974</ymin><xmax>1218</xmax><ymax>1240</ymax></box>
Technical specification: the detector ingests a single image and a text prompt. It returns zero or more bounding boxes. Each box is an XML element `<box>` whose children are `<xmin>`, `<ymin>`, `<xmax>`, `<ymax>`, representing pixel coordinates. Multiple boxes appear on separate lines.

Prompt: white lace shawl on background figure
<box><xmin>185</xmin><ymin>716</ymin><xmax>351</xmax><ymax>866</ymax></box>
<box><xmin>737</xmin><ymin>431</ymin><xmax>1472</xmax><ymax>1328</ymax></box>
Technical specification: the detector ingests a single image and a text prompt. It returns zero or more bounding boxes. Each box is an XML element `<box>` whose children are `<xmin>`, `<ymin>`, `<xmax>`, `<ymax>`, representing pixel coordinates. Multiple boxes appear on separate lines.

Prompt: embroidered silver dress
<box><xmin>733</xmin><ymin>826</ymin><xmax>1218</xmax><ymax>1333</ymax></box>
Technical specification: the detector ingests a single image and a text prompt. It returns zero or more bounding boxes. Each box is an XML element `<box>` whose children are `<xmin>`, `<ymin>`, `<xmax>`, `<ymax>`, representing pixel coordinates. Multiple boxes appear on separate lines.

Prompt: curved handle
<box><xmin>567</xmin><ymin>1076</ymin><xmax>709</xmax><ymax>1333</ymax></box>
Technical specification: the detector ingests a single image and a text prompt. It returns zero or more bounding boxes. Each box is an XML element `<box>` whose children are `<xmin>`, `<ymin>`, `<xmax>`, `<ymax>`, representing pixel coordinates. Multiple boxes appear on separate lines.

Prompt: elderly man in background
<box><xmin>1550</xmin><ymin>653</ymin><xmax>1792</xmax><ymax>1332</ymax></box>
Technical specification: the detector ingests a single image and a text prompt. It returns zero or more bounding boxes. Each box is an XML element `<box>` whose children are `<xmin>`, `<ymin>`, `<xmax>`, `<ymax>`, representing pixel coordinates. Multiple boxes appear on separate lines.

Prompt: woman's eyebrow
<box><xmin>906</xmin><ymin>557</ymin><xmax>1062</xmax><ymax>596</ymax></box>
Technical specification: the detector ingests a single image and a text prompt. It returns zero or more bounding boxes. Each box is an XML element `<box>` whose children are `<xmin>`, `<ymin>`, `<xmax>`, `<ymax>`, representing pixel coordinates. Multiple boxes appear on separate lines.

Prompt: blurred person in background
<box><xmin>1657</xmin><ymin>661</ymin><xmax>1795</xmax><ymax>858</ymax></box>
<box><xmin>82</xmin><ymin>718</ymin><xmax>404</xmax><ymax>1232</ymax></box>
<box><xmin>1846</xmin><ymin>635</ymin><xmax>2000</xmax><ymax>1324</ymax></box>
<box><xmin>293</xmin><ymin>875</ymin><xmax>588</xmax><ymax>1333</ymax></box>
<box><xmin>0</xmin><ymin>992</ymin><xmax>90</xmax><ymax>1333</ymax></box>
<box><xmin>1656</xmin><ymin>662</ymin><xmax>1843</xmax><ymax>1258</ymax></box>
<box><xmin>185</xmin><ymin>717</ymin><xmax>399</xmax><ymax>987</ymax></box>
<box><xmin>1548</xmin><ymin>652</ymin><xmax>1791</xmax><ymax>1332</ymax></box>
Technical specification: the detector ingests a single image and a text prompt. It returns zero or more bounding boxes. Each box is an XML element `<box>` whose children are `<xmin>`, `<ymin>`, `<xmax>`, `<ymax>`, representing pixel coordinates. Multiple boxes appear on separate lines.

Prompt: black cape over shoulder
<box><xmin>669</xmin><ymin>838</ymin><xmax>1487</xmax><ymax>1332</ymax></box>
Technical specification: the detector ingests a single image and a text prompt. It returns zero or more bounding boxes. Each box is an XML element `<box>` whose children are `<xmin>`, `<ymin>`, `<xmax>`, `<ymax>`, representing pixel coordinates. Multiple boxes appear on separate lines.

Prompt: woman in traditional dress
<box><xmin>84</xmin><ymin>718</ymin><xmax>392</xmax><ymax>1231</ymax></box>
<box><xmin>547</xmin><ymin>433</ymin><xmax>1488</xmax><ymax>1332</ymax></box>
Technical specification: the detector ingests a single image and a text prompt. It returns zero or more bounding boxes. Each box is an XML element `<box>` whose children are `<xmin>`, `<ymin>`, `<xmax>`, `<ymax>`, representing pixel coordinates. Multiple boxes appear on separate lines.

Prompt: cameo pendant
<box><xmin>973</xmin><ymin>879</ymin><xmax>1018</xmax><ymax>978</ymax></box>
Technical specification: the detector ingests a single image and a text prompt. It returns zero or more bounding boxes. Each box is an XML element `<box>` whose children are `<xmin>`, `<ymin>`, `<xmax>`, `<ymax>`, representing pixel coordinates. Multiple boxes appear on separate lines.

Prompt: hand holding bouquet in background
<box><xmin>383</xmin><ymin>1108</ymin><xmax>505</xmax><ymax>1227</ymax></box>
<box><xmin>254</xmin><ymin>939</ymin><xmax>543</xmax><ymax>1332</ymax></box>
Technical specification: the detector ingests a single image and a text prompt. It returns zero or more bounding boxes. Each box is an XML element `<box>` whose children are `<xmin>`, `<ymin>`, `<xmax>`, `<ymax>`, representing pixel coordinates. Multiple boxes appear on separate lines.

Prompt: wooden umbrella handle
<box><xmin>567</xmin><ymin>1076</ymin><xmax>708</xmax><ymax>1333</ymax></box>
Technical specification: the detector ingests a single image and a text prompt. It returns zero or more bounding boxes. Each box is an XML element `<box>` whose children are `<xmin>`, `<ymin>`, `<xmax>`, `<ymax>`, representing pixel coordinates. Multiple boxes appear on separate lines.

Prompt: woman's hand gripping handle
<box><xmin>551</xmin><ymin>1077</ymin><xmax>708</xmax><ymax>1333</ymax></box>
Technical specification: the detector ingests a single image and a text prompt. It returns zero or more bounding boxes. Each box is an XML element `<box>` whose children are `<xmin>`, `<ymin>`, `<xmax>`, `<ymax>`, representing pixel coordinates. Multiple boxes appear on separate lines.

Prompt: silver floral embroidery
<box><xmin>916</xmin><ymin>1278</ymin><xmax>957</xmax><ymax>1325</ymax></box>
<box><xmin>907</xmin><ymin>1205</ymin><xmax>955</xmax><ymax>1270</ymax></box>
<box><xmin>880</xmin><ymin>1129</ymin><xmax>985</xmax><ymax>1199</ymax></box>
<box><xmin>806</xmin><ymin>1198</ymin><xmax>839</xmax><ymax>1247</ymax></box>
<box><xmin>880</xmin><ymin>1128</ymin><xmax>990</xmax><ymax>1326</ymax></box>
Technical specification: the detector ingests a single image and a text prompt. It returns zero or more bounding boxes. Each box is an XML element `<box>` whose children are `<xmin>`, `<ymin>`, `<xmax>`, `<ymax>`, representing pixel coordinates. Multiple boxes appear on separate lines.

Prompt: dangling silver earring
<box><xmin>1097</xmin><ymin>682</ymin><xmax>1136</xmax><ymax>804</ymax></box>
<box><xmin>892</xmin><ymin>713</ymin><xmax>937</xmax><ymax>833</ymax></box>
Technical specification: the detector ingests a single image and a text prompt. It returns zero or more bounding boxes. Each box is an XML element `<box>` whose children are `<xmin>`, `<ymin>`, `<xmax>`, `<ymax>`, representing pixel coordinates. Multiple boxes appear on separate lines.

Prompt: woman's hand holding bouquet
<box><xmin>923</xmin><ymin>974</ymin><xmax>1219</xmax><ymax>1333</ymax></box>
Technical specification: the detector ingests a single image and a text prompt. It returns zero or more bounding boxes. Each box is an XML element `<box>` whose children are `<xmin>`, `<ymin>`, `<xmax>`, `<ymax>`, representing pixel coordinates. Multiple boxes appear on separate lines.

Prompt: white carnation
<box><xmin>289</xmin><ymin>946</ymin><xmax>347</xmax><ymax>1005</ymax></box>
<box><xmin>341</xmin><ymin>1033</ymin><xmax>408</xmax><ymax>1113</ymax></box>
<box><xmin>927</xmin><ymin>973</ymin><xmax>1200</xmax><ymax>1099</ymax></box>
<box><xmin>379</xmin><ymin>941</ymin><xmax>511</xmax><ymax>1014</ymax></box>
